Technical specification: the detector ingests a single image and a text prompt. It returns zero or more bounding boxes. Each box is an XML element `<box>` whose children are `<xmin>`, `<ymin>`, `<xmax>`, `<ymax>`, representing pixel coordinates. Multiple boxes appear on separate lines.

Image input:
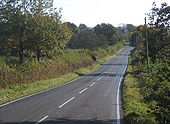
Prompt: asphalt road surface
<box><xmin>0</xmin><ymin>46</ymin><xmax>133</xmax><ymax>124</ymax></box>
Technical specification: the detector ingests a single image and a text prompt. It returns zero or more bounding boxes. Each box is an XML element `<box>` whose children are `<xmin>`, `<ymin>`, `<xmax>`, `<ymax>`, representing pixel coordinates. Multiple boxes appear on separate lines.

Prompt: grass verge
<box><xmin>0</xmin><ymin>50</ymin><xmax>118</xmax><ymax>105</ymax></box>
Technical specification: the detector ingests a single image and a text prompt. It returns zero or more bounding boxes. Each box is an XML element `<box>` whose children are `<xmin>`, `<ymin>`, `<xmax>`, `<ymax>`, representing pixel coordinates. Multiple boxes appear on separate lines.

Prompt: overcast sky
<box><xmin>53</xmin><ymin>0</ymin><xmax>170</xmax><ymax>27</ymax></box>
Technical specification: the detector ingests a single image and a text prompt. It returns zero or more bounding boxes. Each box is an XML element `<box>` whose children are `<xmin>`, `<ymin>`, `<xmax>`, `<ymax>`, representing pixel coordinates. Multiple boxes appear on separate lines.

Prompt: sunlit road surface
<box><xmin>0</xmin><ymin>46</ymin><xmax>133</xmax><ymax>124</ymax></box>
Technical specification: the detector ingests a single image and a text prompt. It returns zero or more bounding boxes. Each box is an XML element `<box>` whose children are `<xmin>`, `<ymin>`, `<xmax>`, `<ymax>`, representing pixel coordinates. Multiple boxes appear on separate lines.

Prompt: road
<box><xmin>0</xmin><ymin>46</ymin><xmax>133</xmax><ymax>124</ymax></box>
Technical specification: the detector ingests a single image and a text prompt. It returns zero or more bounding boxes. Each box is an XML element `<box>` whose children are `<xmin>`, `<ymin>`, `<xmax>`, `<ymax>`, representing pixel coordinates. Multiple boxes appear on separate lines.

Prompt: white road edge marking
<box><xmin>79</xmin><ymin>88</ymin><xmax>88</xmax><ymax>94</ymax></box>
<box><xmin>116</xmin><ymin>60</ymin><xmax>128</xmax><ymax>124</ymax></box>
<box><xmin>35</xmin><ymin>116</ymin><xmax>48</xmax><ymax>124</ymax></box>
<box><xmin>0</xmin><ymin>77</ymin><xmax>80</xmax><ymax>108</ymax></box>
<box><xmin>58</xmin><ymin>97</ymin><xmax>75</xmax><ymax>108</ymax></box>
<box><xmin>90</xmin><ymin>82</ymin><xmax>96</xmax><ymax>87</ymax></box>
<box><xmin>97</xmin><ymin>77</ymin><xmax>101</xmax><ymax>81</ymax></box>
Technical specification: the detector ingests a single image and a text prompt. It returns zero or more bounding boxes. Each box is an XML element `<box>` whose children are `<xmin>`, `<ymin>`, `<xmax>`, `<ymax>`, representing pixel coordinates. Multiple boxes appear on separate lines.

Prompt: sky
<box><xmin>53</xmin><ymin>0</ymin><xmax>170</xmax><ymax>27</ymax></box>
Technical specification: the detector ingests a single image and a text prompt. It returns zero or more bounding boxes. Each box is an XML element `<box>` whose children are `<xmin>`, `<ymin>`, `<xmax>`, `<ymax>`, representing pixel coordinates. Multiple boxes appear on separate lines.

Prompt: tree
<box><xmin>138</xmin><ymin>2</ymin><xmax>170</xmax><ymax>61</ymax></box>
<box><xmin>68</xmin><ymin>29</ymin><xmax>101</xmax><ymax>49</ymax></box>
<box><xmin>148</xmin><ymin>2</ymin><xmax>170</xmax><ymax>28</ymax></box>
<box><xmin>65</xmin><ymin>22</ymin><xmax>77</xmax><ymax>32</ymax></box>
<box><xmin>78</xmin><ymin>23</ymin><xmax>87</xmax><ymax>30</ymax></box>
<box><xmin>26</xmin><ymin>13</ymin><xmax>72</xmax><ymax>61</ymax></box>
<box><xmin>0</xmin><ymin>0</ymin><xmax>28</xmax><ymax>62</ymax></box>
<box><xmin>126</xmin><ymin>24</ymin><xmax>136</xmax><ymax>32</ymax></box>
<box><xmin>94</xmin><ymin>23</ymin><xmax>121</xmax><ymax>44</ymax></box>
<box><xmin>20</xmin><ymin>0</ymin><xmax>53</xmax><ymax>14</ymax></box>
<box><xmin>0</xmin><ymin>0</ymin><xmax>72</xmax><ymax>62</ymax></box>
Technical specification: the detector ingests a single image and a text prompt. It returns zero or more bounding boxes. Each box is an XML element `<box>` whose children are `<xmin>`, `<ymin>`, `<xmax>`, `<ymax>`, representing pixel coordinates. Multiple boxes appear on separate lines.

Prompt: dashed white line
<box><xmin>35</xmin><ymin>116</ymin><xmax>48</xmax><ymax>124</ymax></box>
<box><xmin>58</xmin><ymin>97</ymin><xmax>75</xmax><ymax>108</ymax></box>
<box><xmin>79</xmin><ymin>88</ymin><xmax>88</xmax><ymax>94</ymax></box>
<box><xmin>97</xmin><ymin>77</ymin><xmax>101</xmax><ymax>81</ymax></box>
<box><xmin>90</xmin><ymin>82</ymin><xmax>96</xmax><ymax>87</ymax></box>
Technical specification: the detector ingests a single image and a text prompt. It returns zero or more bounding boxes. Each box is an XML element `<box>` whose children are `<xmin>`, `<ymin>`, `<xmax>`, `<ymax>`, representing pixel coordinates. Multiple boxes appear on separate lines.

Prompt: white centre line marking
<box><xmin>58</xmin><ymin>97</ymin><xmax>75</xmax><ymax>108</ymax></box>
<box><xmin>79</xmin><ymin>88</ymin><xmax>88</xmax><ymax>94</ymax></box>
<box><xmin>90</xmin><ymin>82</ymin><xmax>96</xmax><ymax>87</ymax></box>
<box><xmin>97</xmin><ymin>77</ymin><xmax>101</xmax><ymax>81</ymax></box>
<box><xmin>36</xmin><ymin>116</ymin><xmax>48</xmax><ymax>124</ymax></box>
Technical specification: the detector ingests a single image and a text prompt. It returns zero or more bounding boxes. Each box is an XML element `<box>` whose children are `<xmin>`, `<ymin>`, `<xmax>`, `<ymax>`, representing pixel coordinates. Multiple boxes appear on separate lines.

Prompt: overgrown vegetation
<box><xmin>0</xmin><ymin>42</ymin><xmax>125</xmax><ymax>104</ymax></box>
<box><xmin>123</xmin><ymin>57</ymin><xmax>158</xmax><ymax>124</ymax></box>
<box><xmin>124</xmin><ymin>2</ymin><xmax>170</xmax><ymax>124</ymax></box>
<box><xmin>0</xmin><ymin>42</ymin><xmax>125</xmax><ymax>89</ymax></box>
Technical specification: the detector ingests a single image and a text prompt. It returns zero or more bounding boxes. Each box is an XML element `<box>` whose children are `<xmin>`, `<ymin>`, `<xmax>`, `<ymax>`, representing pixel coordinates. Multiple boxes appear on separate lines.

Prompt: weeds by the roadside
<box><xmin>0</xmin><ymin>42</ymin><xmax>125</xmax><ymax>104</ymax></box>
<box><xmin>123</xmin><ymin>57</ymin><xmax>158</xmax><ymax>124</ymax></box>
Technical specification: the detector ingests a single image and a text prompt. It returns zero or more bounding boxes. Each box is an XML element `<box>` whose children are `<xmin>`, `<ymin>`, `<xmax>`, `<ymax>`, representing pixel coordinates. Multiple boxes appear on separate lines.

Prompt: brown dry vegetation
<box><xmin>0</xmin><ymin>42</ymin><xmax>125</xmax><ymax>88</ymax></box>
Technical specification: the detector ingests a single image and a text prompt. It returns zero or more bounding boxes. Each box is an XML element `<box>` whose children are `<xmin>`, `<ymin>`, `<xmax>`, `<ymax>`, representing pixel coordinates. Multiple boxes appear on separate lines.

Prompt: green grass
<box><xmin>0</xmin><ymin>49</ymin><xmax>119</xmax><ymax>105</ymax></box>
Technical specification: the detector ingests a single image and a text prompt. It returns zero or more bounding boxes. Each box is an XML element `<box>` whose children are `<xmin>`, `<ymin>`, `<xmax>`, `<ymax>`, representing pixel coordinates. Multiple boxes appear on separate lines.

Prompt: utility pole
<box><xmin>145</xmin><ymin>17</ymin><xmax>149</xmax><ymax>72</ymax></box>
<box><xmin>136</xmin><ymin>35</ymin><xmax>139</xmax><ymax>53</ymax></box>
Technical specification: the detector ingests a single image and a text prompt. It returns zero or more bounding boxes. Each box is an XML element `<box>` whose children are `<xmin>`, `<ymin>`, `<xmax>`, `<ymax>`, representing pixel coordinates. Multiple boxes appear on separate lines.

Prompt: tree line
<box><xmin>66</xmin><ymin>23</ymin><xmax>131</xmax><ymax>49</ymax></box>
<box><xmin>0</xmin><ymin>0</ymin><xmax>135</xmax><ymax>63</ymax></box>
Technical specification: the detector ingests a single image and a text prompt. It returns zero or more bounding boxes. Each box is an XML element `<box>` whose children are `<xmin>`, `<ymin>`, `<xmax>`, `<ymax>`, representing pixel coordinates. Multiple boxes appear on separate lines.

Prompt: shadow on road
<box><xmin>76</xmin><ymin>72</ymin><xmax>117</xmax><ymax>77</ymax></box>
<box><xmin>117</xmin><ymin>53</ymin><xmax>129</xmax><ymax>56</ymax></box>
<box><xmin>100</xmin><ymin>63</ymin><xmax>127</xmax><ymax>66</ymax></box>
<box><xmin>75</xmin><ymin>63</ymin><xmax>127</xmax><ymax>77</ymax></box>
<box><xmin>1</xmin><ymin>118</ymin><xmax>122</xmax><ymax>124</ymax></box>
<box><xmin>75</xmin><ymin>72</ymin><xmax>124</xmax><ymax>79</ymax></box>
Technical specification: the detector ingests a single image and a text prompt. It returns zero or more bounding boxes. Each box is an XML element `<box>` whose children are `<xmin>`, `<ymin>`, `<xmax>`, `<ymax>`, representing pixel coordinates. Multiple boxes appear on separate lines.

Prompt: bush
<box><xmin>123</xmin><ymin>57</ymin><xmax>158</xmax><ymax>124</ymax></box>
<box><xmin>124</xmin><ymin>50</ymin><xmax>170</xmax><ymax>123</ymax></box>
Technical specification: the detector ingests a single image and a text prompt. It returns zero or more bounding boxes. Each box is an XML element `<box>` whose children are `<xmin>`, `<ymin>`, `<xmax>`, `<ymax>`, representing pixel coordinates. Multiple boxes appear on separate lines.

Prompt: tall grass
<box><xmin>0</xmin><ymin>49</ymin><xmax>93</xmax><ymax>88</ymax></box>
<box><xmin>0</xmin><ymin>41</ymin><xmax>125</xmax><ymax>104</ymax></box>
<box><xmin>0</xmin><ymin>41</ymin><xmax>125</xmax><ymax>89</ymax></box>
